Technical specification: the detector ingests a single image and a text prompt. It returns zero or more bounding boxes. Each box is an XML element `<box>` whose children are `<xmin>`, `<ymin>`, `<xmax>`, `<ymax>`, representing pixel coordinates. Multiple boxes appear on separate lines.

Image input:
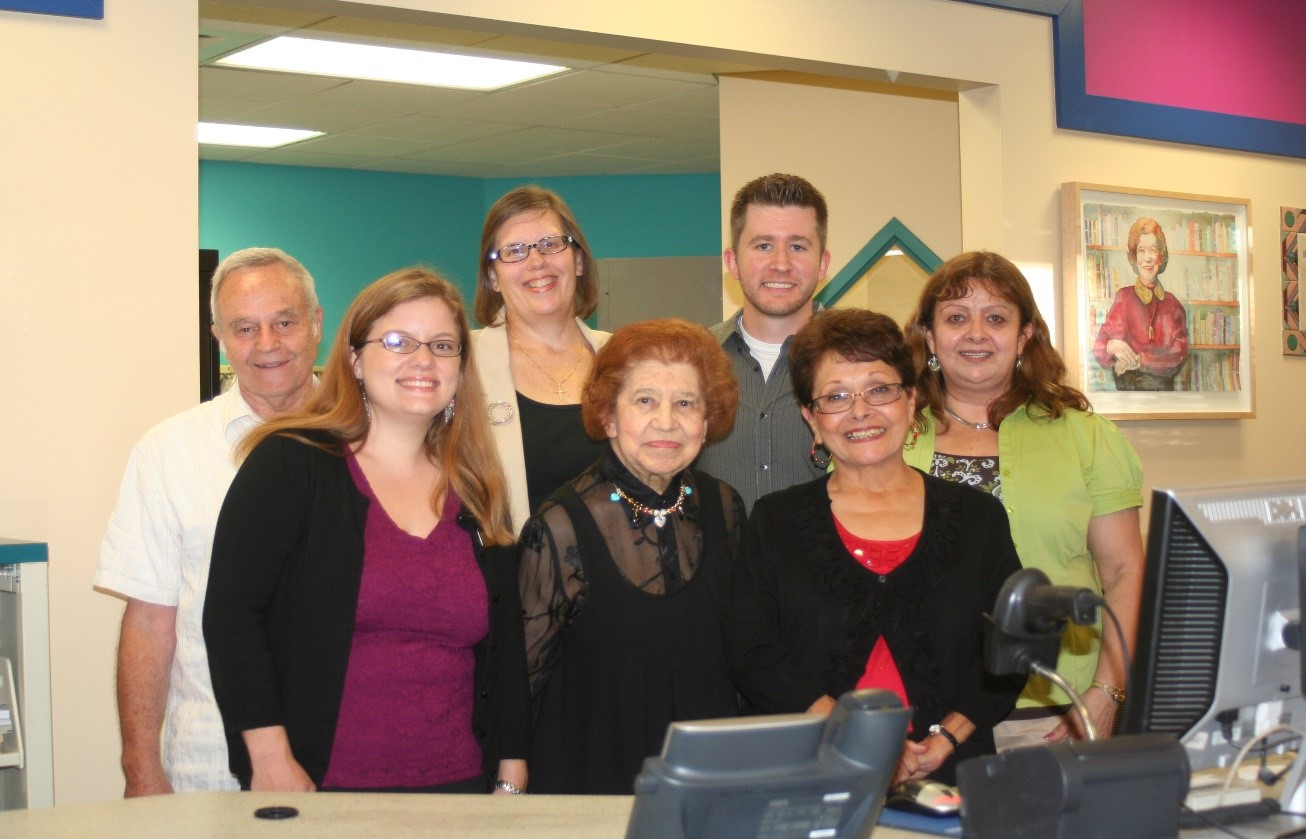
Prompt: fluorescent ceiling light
<box><xmin>198</xmin><ymin>122</ymin><xmax>323</xmax><ymax>148</ymax></box>
<box><xmin>215</xmin><ymin>35</ymin><xmax>566</xmax><ymax>90</ymax></box>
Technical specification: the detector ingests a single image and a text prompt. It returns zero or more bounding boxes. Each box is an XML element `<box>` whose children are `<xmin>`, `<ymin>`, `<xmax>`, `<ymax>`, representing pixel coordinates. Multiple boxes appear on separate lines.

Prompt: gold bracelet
<box><xmin>1090</xmin><ymin>680</ymin><xmax>1126</xmax><ymax>705</ymax></box>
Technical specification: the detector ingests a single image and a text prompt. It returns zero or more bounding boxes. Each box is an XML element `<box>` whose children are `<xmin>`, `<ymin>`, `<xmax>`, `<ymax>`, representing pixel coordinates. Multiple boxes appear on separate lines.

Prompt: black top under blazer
<box><xmin>203</xmin><ymin>431</ymin><xmax>529</xmax><ymax>789</ymax></box>
<box><xmin>727</xmin><ymin>470</ymin><xmax>1026</xmax><ymax>783</ymax></box>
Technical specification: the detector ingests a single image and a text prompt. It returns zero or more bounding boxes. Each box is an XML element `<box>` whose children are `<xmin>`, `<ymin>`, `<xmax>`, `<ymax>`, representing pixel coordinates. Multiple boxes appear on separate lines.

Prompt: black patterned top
<box><xmin>930</xmin><ymin>452</ymin><xmax>1003</xmax><ymax>500</ymax></box>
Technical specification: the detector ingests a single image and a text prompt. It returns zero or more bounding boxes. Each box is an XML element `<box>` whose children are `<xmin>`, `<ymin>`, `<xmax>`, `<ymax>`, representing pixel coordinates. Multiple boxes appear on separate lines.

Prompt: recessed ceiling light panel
<box><xmin>214</xmin><ymin>35</ymin><xmax>566</xmax><ymax>90</ymax></box>
<box><xmin>198</xmin><ymin>122</ymin><xmax>323</xmax><ymax>148</ymax></box>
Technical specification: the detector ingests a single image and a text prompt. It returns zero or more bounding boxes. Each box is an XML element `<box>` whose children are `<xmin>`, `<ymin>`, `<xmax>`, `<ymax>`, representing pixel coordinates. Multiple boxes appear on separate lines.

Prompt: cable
<box><xmin>1220</xmin><ymin>724</ymin><xmax>1306</xmax><ymax>806</ymax></box>
<box><xmin>1029</xmin><ymin>661</ymin><xmax>1097</xmax><ymax>740</ymax></box>
<box><xmin>1179</xmin><ymin>804</ymin><xmax>1258</xmax><ymax>839</ymax></box>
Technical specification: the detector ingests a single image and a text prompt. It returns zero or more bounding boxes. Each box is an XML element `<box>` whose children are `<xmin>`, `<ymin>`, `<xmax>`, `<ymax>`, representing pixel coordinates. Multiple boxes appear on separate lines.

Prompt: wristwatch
<box><xmin>928</xmin><ymin>723</ymin><xmax>959</xmax><ymax>751</ymax></box>
<box><xmin>1090</xmin><ymin>680</ymin><xmax>1127</xmax><ymax>705</ymax></box>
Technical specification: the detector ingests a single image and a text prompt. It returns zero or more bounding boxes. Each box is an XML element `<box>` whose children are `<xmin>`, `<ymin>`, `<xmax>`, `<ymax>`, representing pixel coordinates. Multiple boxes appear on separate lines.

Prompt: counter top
<box><xmin>0</xmin><ymin>791</ymin><xmax>935</xmax><ymax>838</ymax></box>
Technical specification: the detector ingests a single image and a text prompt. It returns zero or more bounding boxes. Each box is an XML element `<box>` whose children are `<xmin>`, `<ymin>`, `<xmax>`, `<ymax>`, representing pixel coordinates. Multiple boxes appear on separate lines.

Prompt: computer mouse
<box><xmin>885</xmin><ymin>780</ymin><xmax>962</xmax><ymax>817</ymax></box>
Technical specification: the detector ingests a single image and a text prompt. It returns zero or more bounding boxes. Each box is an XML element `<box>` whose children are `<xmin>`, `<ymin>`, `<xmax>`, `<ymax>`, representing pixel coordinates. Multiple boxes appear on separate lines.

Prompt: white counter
<box><xmin>0</xmin><ymin>791</ymin><xmax>935</xmax><ymax>838</ymax></box>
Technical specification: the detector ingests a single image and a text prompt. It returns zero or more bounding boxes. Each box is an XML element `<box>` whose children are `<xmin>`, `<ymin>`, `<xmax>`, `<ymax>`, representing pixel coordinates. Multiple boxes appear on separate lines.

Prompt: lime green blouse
<box><xmin>903</xmin><ymin>404</ymin><xmax>1143</xmax><ymax>707</ymax></box>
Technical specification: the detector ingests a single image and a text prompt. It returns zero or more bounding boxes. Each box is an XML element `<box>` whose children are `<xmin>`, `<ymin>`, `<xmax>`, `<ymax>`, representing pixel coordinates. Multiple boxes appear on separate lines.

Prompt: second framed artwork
<box><xmin>1060</xmin><ymin>183</ymin><xmax>1253</xmax><ymax>420</ymax></box>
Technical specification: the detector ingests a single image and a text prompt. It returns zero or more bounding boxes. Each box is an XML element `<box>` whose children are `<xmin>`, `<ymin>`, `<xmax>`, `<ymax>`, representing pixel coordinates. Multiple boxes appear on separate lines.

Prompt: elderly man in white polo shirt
<box><xmin>95</xmin><ymin>248</ymin><xmax>323</xmax><ymax>795</ymax></box>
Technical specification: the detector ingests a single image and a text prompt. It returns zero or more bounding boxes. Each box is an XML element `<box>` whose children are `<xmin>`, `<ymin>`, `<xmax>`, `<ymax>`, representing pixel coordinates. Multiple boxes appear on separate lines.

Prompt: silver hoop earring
<box><xmin>927</xmin><ymin>355</ymin><xmax>941</xmax><ymax>372</ymax></box>
<box><xmin>444</xmin><ymin>397</ymin><xmax>456</xmax><ymax>423</ymax></box>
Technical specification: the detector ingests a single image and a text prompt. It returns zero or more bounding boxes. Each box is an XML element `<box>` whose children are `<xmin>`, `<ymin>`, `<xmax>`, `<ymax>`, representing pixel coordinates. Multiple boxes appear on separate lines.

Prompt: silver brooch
<box><xmin>487</xmin><ymin>400</ymin><xmax>515</xmax><ymax>426</ymax></box>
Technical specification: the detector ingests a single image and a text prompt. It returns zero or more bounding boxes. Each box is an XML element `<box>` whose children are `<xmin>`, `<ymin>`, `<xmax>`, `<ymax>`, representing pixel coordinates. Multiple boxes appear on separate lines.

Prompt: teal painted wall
<box><xmin>200</xmin><ymin>162</ymin><xmax>720</xmax><ymax>361</ymax></box>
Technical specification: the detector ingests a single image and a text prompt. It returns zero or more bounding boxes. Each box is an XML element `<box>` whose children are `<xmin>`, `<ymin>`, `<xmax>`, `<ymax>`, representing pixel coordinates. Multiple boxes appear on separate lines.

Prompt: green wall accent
<box><xmin>200</xmin><ymin>161</ymin><xmax>720</xmax><ymax>362</ymax></box>
<box><xmin>815</xmin><ymin>217</ymin><xmax>943</xmax><ymax>307</ymax></box>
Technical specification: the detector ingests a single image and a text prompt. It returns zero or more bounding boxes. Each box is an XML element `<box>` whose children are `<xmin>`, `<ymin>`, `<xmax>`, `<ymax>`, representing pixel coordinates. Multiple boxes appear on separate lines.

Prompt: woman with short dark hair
<box><xmin>729</xmin><ymin>307</ymin><xmax>1024</xmax><ymax>785</ymax></box>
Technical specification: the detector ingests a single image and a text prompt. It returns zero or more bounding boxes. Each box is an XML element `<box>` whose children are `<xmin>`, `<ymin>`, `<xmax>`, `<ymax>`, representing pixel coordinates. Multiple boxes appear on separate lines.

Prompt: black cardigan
<box><xmin>203</xmin><ymin>431</ymin><xmax>529</xmax><ymax>789</ymax></box>
<box><xmin>727</xmin><ymin>471</ymin><xmax>1025</xmax><ymax>783</ymax></box>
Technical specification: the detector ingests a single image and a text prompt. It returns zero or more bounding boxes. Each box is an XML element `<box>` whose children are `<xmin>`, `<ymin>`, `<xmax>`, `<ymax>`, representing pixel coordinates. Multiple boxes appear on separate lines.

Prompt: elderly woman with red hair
<box><xmin>518</xmin><ymin>318</ymin><xmax>743</xmax><ymax>795</ymax></box>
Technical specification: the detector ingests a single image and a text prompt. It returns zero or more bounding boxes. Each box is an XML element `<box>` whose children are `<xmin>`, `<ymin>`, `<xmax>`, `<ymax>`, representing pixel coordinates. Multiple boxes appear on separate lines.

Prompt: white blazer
<box><xmin>471</xmin><ymin>318</ymin><xmax>611</xmax><ymax>535</ymax></box>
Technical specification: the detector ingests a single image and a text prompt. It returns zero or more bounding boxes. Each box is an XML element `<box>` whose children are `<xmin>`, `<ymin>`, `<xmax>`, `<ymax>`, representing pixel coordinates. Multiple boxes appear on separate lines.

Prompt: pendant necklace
<box><xmin>943</xmin><ymin>403</ymin><xmax>990</xmax><ymax>431</ymax></box>
<box><xmin>610</xmin><ymin>482</ymin><xmax>690</xmax><ymax>528</ymax></box>
<box><xmin>511</xmin><ymin>334</ymin><xmax>583</xmax><ymax>397</ymax></box>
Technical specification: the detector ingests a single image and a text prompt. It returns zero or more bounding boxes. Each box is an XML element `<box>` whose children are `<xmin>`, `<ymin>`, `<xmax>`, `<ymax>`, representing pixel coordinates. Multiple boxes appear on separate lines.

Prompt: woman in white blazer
<box><xmin>472</xmin><ymin>186</ymin><xmax>610</xmax><ymax>533</ymax></box>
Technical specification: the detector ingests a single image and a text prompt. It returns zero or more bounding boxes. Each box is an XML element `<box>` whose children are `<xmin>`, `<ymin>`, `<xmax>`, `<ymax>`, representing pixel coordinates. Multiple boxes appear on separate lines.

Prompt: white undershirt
<box><xmin>738</xmin><ymin>316</ymin><xmax>785</xmax><ymax>381</ymax></box>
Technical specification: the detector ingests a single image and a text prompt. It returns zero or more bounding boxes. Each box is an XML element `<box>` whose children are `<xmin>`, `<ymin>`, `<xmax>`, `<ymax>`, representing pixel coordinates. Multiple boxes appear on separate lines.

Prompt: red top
<box><xmin>834</xmin><ymin>516</ymin><xmax>920</xmax><ymax>716</ymax></box>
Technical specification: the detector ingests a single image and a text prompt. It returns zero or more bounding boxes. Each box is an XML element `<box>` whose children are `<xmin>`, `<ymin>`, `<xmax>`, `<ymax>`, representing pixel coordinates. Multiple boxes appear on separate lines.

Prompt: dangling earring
<box><xmin>443</xmin><ymin>397</ymin><xmax>456</xmax><ymax>423</ymax></box>
<box><xmin>358</xmin><ymin>379</ymin><xmax>371</xmax><ymax>422</ymax></box>
<box><xmin>927</xmin><ymin>354</ymin><xmax>941</xmax><ymax>372</ymax></box>
<box><xmin>1015</xmin><ymin>355</ymin><xmax>1024</xmax><ymax>371</ymax></box>
<box><xmin>809</xmin><ymin>440</ymin><xmax>831</xmax><ymax>470</ymax></box>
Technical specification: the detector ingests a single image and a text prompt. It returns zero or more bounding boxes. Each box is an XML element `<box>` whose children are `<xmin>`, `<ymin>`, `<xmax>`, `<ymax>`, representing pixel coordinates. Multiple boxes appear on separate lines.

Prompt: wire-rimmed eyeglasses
<box><xmin>357</xmin><ymin>332</ymin><xmax>462</xmax><ymax>357</ymax></box>
<box><xmin>809</xmin><ymin>383</ymin><xmax>906</xmax><ymax>414</ymax></box>
<box><xmin>488</xmin><ymin>235</ymin><xmax>575</xmax><ymax>264</ymax></box>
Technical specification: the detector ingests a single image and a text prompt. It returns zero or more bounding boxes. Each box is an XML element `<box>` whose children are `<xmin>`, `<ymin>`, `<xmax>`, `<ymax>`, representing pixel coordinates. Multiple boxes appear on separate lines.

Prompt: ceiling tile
<box><xmin>498</xmin><ymin>70</ymin><xmax>711</xmax><ymax>109</ymax></box>
<box><xmin>348</xmin><ymin>114</ymin><xmax>527</xmax><ymax>145</ymax></box>
<box><xmin>569</xmin><ymin>107</ymin><xmax>718</xmax><ymax>141</ymax></box>
<box><xmin>403</xmin><ymin>139</ymin><xmax>556</xmax><ymax>166</ymax></box>
<box><xmin>594</xmin><ymin>137</ymin><xmax>719</xmax><ymax>162</ymax></box>
<box><xmin>290</xmin><ymin>133</ymin><xmax>441</xmax><ymax>157</ymax></box>
<box><xmin>200</xmin><ymin>97</ymin><xmax>276</xmax><ymax>122</ymax></box>
<box><xmin>296</xmin><ymin>79</ymin><xmax>484</xmax><ymax>114</ymax></box>
<box><xmin>198</xmin><ymin>7</ymin><xmax>727</xmax><ymax>179</ymax></box>
<box><xmin>200</xmin><ymin>66</ymin><xmax>348</xmax><ymax>101</ymax></box>
<box><xmin>424</xmin><ymin>92</ymin><xmax>608</xmax><ymax>127</ymax></box>
<box><xmin>354</xmin><ymin>158</ymin><xmax>489</xmax><ymax>177</ymax></box>
<box><xmin>627</xmin><ymin>86</ymin><xmax>719</xmax><ymax>116</ymax></box>
<box><xmin>237</xmin><ymin>148</ymin><xmax>384</xmax><ymax>168</ymax></box>
<box><xmin>240</xmin><ymin>103</ymin><xmax>394</xmax><ymax>134</ymax></box>
<box><xmin>469</xmin><ymin>125</ymin><xmax>633</xmax><ymax>154</ymax></box>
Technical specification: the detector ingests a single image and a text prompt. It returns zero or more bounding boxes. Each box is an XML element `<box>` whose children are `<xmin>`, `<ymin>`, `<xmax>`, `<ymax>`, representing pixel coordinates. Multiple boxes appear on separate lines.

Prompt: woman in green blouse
<box><xmin>903</xmin><ymin>251</ymin><xmax>1144</xmax><ymax>746</ymax></box>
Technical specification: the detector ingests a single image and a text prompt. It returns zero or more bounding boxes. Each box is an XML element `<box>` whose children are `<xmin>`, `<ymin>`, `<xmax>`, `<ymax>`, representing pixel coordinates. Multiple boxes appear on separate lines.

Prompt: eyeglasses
<box><xmin>357</xmin><ymin>332</ymin><xmax>462</xmax><ymax>357</ymax></box>
<box><xmin>810</xmin><ymin>383</ymin><xmax>906</xmax><ymax>414</ymax></box>
<box><xmin>488</xmin><ymin>234</ymin><xmax>575</xmax><ymax>264</ymax></box>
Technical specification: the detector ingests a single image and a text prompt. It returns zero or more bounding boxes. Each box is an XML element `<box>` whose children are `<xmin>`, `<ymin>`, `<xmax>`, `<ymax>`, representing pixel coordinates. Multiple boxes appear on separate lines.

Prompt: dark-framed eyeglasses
<box><xmin>488</xmin><ymin>234</ymin><xmax>575</xmax><ymax>264</ymax></box>
<box><xmin>357</xmin><ymin>332</ymin><xmax>462</xmax><ymax>357</ymax></box>
<box><xmin>810</xmin><ymin>383</ymin><xmax>906</xmax><ymax>414</ymax></box>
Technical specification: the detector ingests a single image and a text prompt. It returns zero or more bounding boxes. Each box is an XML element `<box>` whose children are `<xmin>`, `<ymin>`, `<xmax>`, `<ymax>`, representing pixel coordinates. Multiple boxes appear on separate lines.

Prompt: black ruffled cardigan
<box><xmin>727</xmin><ymin>470</ymin><xmax>1025</xmax><ymax>782</ymax></box>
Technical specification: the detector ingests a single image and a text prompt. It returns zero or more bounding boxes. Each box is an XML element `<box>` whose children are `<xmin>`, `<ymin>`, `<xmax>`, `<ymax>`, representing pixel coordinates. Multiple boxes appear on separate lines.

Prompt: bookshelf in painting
<box><xmin>1081</xmin><ymin>204</ymin><xmax>1241</xmax><ymax>393</ymax></box>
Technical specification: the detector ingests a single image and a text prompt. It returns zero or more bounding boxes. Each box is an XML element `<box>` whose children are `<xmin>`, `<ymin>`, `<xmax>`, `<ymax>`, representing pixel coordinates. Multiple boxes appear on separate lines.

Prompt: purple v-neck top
<box><xmin>321</xmin><ymin>452</ymin><xmax>489</xmax><ymax>789</ymax></box>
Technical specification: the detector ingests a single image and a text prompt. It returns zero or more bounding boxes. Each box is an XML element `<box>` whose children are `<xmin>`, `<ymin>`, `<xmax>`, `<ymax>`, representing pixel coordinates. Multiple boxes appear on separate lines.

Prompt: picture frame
<box><xmin>1060</xmin><ymin>183</ymin><xmax>1253</xmax><ymax>420</ymax></box>
<box><xmin>1283</xmin><ymin>207</ymin><xmax>1304</xmax><ymax>357</ymax></box>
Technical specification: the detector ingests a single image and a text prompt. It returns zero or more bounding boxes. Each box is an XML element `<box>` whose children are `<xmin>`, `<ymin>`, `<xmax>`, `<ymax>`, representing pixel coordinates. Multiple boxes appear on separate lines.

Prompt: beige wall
<box><xmin>3</xmin><ymin>0</ymin><xmax>1303</xmax><ymax>804</ymax></box>
<box><xmin>0</xmin><ymin>2</ymin><xmax>197</xmax><ymax>804</ymax></box>
<box><xmin>717</xmin><ymin>75</ymin><xmax>962</xmax><ymax>319</ymax></box>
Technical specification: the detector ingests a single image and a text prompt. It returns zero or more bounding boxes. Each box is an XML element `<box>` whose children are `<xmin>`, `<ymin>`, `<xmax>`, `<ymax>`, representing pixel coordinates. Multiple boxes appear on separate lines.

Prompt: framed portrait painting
<box><xmin>1060</xmin><ymin>183</ymin><xmax>1253</xmax><ymax>420</ymax></box>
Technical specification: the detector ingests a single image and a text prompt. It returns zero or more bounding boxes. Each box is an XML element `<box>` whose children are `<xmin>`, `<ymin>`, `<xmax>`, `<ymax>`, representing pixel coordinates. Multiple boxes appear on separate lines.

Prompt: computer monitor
<box><xmin>1123</xmin><ymin>478</ymin><xmax>1306</xmax><ymax>770</ymax></box>
<box><xmin>625</xmin><ymin>690</ymin><xmax>909</xmax><ymax>839</ymax></box>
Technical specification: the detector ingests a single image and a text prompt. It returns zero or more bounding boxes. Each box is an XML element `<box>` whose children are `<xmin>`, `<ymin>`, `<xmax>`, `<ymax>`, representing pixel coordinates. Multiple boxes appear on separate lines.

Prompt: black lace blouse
<box><xmin>518</xmin><ymin>447</ymin><xmax>745</xmax><ymax>689</ymax></box>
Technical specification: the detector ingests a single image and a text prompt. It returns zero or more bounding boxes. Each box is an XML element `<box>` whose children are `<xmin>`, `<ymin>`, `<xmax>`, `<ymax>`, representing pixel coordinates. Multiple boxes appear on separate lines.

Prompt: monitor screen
<box><xmin>1123</xmin><ymin>478</ymin><xmax>1306</xmax><ymax>770</ymax></box>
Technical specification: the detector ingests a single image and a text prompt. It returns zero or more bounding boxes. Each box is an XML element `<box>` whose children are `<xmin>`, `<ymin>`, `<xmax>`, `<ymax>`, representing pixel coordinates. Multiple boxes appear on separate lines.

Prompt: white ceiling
<box><xmin>198</xmin><ymin>4</ymin><xmax>766</xmax><ymax>178</ymax></box>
